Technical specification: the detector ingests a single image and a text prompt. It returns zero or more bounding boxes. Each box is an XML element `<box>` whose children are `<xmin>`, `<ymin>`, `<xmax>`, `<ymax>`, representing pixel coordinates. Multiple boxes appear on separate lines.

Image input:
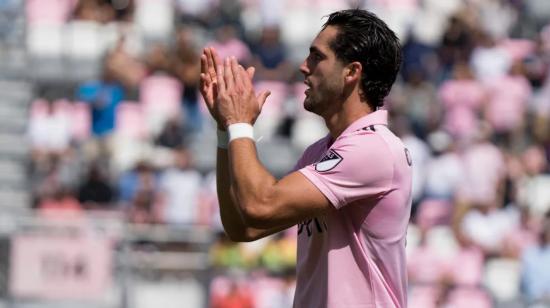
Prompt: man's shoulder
<box><xmin>302</xmin><ymin>135</ymin><xmax>330</xmax><ymax>155</ymax></box>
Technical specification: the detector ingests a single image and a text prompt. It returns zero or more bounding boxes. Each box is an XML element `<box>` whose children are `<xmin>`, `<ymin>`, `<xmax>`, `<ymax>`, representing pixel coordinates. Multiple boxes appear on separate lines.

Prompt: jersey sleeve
<box><xmin>298</xmin><ymin>134</ymin><xmax>394</xmax><ymax>209</ymax></box>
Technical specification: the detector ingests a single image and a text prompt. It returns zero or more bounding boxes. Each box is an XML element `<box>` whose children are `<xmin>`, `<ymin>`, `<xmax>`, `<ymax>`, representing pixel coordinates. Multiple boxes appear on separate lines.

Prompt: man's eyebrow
<box><xmin>309</xmin><ymin>46</ymin><xmax>324</xmax><ymax>56</ymax></box>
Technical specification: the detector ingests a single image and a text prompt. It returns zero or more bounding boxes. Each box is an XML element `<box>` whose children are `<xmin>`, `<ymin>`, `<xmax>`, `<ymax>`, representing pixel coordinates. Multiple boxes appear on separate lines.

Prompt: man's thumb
<box><xmin>258</xmin><ymin>91</ymin><xmax>271</xmax><ymax>109</ymax></box>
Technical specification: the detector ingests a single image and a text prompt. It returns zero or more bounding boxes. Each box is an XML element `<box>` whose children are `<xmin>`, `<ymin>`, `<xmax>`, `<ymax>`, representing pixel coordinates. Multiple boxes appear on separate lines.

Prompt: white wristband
<box><xmin>217</xmin><ymin>129</ymin><xmax>229</xmax><ymax>149</ymax></box>
<box><xmin>228</xmin><ymin>123</ymin><xmax>254</xmax><ymax>143</ymax></box>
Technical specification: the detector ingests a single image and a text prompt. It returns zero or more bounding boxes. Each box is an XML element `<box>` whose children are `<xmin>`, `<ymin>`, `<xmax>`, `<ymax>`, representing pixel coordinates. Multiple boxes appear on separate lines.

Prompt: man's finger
<box><xmin>212</xmin><ymin>48</ymin><xmax>223</xmax><ymax>72</ymax></box>
<box><xmin>240</xmin><ymin>65</ymin><xmax>253</xmax><ymax>88</ymax></box>
<box><xmin>199</xmin><ymin>74</ymin><xmax>210</xmax><ymax>96</ymax></box>
<box><xmin>206</xmin><ymin>48</ymin><xmax>218</xmax><ymax>80</ymax></box>
<box><xmin>223</xmin><ymin>57</ymin><xmax>234</xmax><ymax>90</ymax></box>
<box><xmin>200</xmin><ymin>53</ymin><xmax>207</xmax><ymax>75</ymax></box>
<box><xmin>257</xmin><ymin>91</ymin><xmax>271</xmax><ymax>110</ymax></box>
<box><xmin>231</xmin><ymin>57</ymin><xmax>243</xmax><ymax>88</ymax></box>
<box><xmin>216</xmin><ymin>57</ymin><xmax>226</xmax><ymax>93</ymax></box>
<box><xmin>246</xmin><ymin>66</ymin><xmax>255</xmax><ymax>80</ymax></box>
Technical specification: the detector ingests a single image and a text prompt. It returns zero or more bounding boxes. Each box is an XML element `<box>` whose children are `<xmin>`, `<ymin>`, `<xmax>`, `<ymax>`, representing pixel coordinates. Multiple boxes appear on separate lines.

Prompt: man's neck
<box><xmin>325</xmin><ymin>99</ymin><xmax>374</xmax><ymax>140</ymax></box>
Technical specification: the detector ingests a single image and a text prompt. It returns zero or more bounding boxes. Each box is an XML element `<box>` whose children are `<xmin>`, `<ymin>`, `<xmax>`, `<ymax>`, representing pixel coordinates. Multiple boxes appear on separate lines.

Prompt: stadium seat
<box><xmin>64</xmin><ymin>21</ymin><xmax>105</xmax><ymax>60</ymax></box>
<box><xmin>135</xmin><ymin>0</ymin><xmax>174</xmax><ymax>41</ymax></box>
<box><xmin>500</xmin><ymin>39</ymin><xmax>536</xmax><ymax>61</ymax></box>
<box><xmin>449</xmin><ymin>247</ymin><xmax>484</xmax><ymax>287</ymax></box>
<box><xmin>425</xmin><ymin>226</ymin><xmax>459</xmax><ymax>259</ymax></box>
<box><xmin>51</xmin><ymin>100</ymin><xmax>91</xmax><ymax>142</ymax></box>
<box><xmin>446</xmin><ymin>287</ymin><xmax>492</xmax><ymax>308</ymax></box>
<box><xmin>116</xmin><ymin>101</ymin><xmax>148</xmax><ymax>140</ymax></box>
<box><xmin>408</xmin><ymin>285</ymin><xmax>438</xmax><ymax>308</ymax></box>
<box><xmin>140</xmin><ymin>75</ymin><xmax>183</xmax><ymax>136</ymax></box>
<box><xmin>253</xmin><ymin>81</ymin><xmax>287</xmax><ymax>140</ymax></box>
<box><xmin>25</xmin><ymin>0</ymin><xmax>74</xmax><ymax>26</ymax></box>
<box><xmin>280</xmin><ymin>9</ymin><xmax>319</xmax><ymax>64</ymax></box>
<box><xmin>69</xmin><ymin>101</ymin><xmax>92</xmax><ymax>142</ymax></box>
<box><xmin>26</xmin><ymin>24</ymin><xmax>63</xmax><ymax>58</ymax></box>
<box><xmin>483</xmin><ymin>258</ymin><xmax>521</xmax><ymax>302</ymax></box>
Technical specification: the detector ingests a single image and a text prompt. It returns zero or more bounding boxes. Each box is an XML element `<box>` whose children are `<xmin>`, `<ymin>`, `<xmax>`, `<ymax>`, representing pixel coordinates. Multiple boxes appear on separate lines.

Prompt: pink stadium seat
<box><xmin>500</xmin><ymin>39</ymin><xmax>536</xmax><ymax>61</ymax></box>
<box><xmin>408</xmin><ymin>286</ymin><xmax>438</xmax><ymax>308</ymax></box>
<box><xmin>447</xmin><ymin>287</ymin><xmax>492</xmax><ymax>308</ymax></box>
<box><xmin>30</xmin><ymin>99</ymin><xmax>49</xmax><ymax>117</ymax></box>
<box><xmin>140</xmin><ymin>76</ymin><xmax>182</xmax><ymax>113</ymax></box>
<box><xmin>253</xmin><ymin>81</ymin><xmax>288</xmax><ymax>138</ymax></box>
<box><xmin>26</xmin><ymin>0</ymin><xmax>75</xmax><ymax>26</ymax></box>
<box><xmin>52</xmin><ymin>100</ymin><xmax>91</xmax><ymax>142</ymax></box>
<box><xmin>70</xmin><ymin>102</ymin><xmax>92</xmax><ymax>141</ymax></box>
<box><xmin>140</xmin><ymin>75</ymin><xmax>183</xmax><ymax>134</ymax></box>
<box><xmin>449</xmin><ymin>247</ymin><xmax>484</xmax><ymax>286</ymax></box>
<box><xmin>254</xmin><ymin>81</ymin><xmax>287</xmax><ymax>117</ymax></box>
<box><xmin>116</xmin><ymin>102</ymin><xmax>148</xmax><ymax>140</ymax></box>
<box><xmin>408</xmin><ymin>245</ymin><xmax>447</xmax><ymax>284</ymax></box>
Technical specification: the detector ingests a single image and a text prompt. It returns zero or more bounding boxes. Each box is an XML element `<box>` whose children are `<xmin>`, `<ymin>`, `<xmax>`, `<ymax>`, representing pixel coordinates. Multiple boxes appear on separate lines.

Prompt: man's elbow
<box><xmin>223</xmin><ymin>227</ymin><xmax>260</xmax><ymax>243</ymax></box>
<box><xmin>241</xmin><ymin>200</ymin><xmax>272</xmax><ymax>229</ymax></box>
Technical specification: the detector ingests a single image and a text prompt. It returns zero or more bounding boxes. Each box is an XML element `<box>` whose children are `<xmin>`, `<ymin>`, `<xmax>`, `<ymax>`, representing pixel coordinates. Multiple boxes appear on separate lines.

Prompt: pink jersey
<box><xmin>293</xmin><ymin>110</ymin><xmax>412</xmax><ymax>308</ymax></box>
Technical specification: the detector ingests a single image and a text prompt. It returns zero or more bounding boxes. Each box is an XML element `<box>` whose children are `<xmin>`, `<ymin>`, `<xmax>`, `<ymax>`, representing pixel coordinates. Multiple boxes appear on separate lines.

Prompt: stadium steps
<box><xmin>0</xmin><ymin>80</ymin><xmax>32</xmax><ymax>210</ymax></box>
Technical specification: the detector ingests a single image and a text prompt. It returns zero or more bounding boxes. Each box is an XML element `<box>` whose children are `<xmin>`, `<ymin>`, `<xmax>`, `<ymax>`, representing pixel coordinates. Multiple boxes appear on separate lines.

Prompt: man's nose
<box><xmin>299</xmin><ymin>59</ymin><xmax>309</xmax><ymax>76</ymax></box>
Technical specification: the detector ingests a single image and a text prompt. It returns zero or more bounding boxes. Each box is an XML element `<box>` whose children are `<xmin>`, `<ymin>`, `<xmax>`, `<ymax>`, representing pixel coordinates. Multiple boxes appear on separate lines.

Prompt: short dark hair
<box><xmin>323</xmin><ymin>9</ymin><xmax>402</xmax><ymax>109</ymax></box>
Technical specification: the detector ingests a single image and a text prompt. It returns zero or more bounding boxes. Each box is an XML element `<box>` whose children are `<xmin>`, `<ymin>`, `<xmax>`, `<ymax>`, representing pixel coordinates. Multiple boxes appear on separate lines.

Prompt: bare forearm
<box><xmin>228</xmin><ymin>139</ymin><xmax>279</xmax><ymax>226</ymax></box>
<box><xmin>216</xmin><ymin>147</ymin><xmax>249</xmax><ymax>239</ymax></box>
<box><xmin>217</xmin><ymin>146</ymin><xmax>285</xmax><ymax>241</ymax></box>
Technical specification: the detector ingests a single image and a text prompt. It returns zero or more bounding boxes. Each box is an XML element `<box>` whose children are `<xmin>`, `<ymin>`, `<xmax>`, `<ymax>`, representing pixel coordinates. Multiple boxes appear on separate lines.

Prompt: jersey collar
<box><xmin>339</xmin><ymin>110</ymin><xmax>388</xmax><ymax>137</ymax></box>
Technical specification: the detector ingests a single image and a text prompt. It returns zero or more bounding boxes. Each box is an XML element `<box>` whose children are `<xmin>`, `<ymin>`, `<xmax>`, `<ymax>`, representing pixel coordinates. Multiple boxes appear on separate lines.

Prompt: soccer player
<box><xmin>200</xmin><ymin>9</ymin><xmax>411</xmax><ymax>308</ymax></box>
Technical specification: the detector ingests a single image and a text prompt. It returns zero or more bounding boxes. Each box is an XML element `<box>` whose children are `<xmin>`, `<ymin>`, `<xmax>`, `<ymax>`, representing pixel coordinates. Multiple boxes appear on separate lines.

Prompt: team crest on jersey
<box><xmin>315</xmin><ymin>149</ymin><xmax>343</xmax><ymax>172</ymax></box>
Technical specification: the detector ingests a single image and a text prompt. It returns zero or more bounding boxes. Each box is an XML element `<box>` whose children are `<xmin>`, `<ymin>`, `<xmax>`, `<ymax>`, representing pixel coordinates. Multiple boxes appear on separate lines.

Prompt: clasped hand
<box><xmin>199</xmin><ymin>47</ymin><xmax>270</xmax><ymax>129</ymax></box>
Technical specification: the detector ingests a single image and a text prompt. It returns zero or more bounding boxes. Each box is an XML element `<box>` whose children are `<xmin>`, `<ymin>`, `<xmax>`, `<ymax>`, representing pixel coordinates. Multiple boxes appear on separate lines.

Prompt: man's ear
<box><xmin>344</xmin><ymin>62</ymin><xmax>362</xmax><ymax>84</ymax></box>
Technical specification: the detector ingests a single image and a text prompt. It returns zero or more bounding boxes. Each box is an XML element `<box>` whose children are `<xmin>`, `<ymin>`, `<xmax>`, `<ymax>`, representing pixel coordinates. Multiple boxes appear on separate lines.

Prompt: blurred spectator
<box><xmin>145</xmin><ymin>25</ymin><xmax>202</xmax><ymax>132</ymax></box>
<box><xmin>391</xmin><ymin>69</ymin><xmax>440</xmax><ymax>138</ymax></box>
<box><xmin>211</xmin><ymin>232</ymin><xmax>252</xmax><ymax>269</ymax></box>
<box><xmin>458</xmin><ymin>126</ymin><xmax>506</xmax><ymax>208</ymax></box>
<box><xmin>74</xmin><ymin>0</ymin><xmax>134</xmax><ymax>23</ymax></box>
<box><xmin>438</xmin><ymin>15</ymin><xmax>474</xmax><ymax>77</ymax></box>
<box><xmin>155</xmin><ymin>117</ymin><xmax>186</xmax><ymax>149</ymax></box>
<box><xmin>485</xmin><ymin>61</ymin><xmax>532</xmax><ymax>143</ymax></box>
<box><xmin>118</xmin><ymin>161</ymin><xmax>158</xmax><ymax>207</ymax></box>
<box><xmin>250</xmin><ymin>26</ymin><xmax>292</xmax><ymax>82</ymax></box>
<box><xmin>392</xmin><ymin>116</ymin><xmax>432</xmax><ymax>215</ymax></box>
<box><xmin>77</xmin><ymin>58</ymin><xmax>125</xmax><ymax>138</ymax></box>
<box><xmin>423</xmin><ymin>131</ymin><xmax>464</xmax><ymax>201</ymax></box>
<box><xmin>32</xmin><ymin>155</ymin><xmax>67</xmax><ymax>207</ymax></box>
<box><xmin>209</xmin><ymin>24</ymin><xmax>251</xmax><ymax>65</ymax></box>
<box><xmin>502</xmin><ymin>207</ymin><xmax>539</xmax><ymax>259</ymax></box>
<box><xmin>128</xmin><ymin>188</ymin><xmax>160</xmax><ymax>224</ymax></box>
<box><xmin>470</xmin><ymin>31</ymin><xmax>512</xmax><ymax>83</ymax></box>
<box><xmin>259</xmin><ymin>233</ymin><xmax>296</xmax><ymax>273</ymax></box>
<box><xmin>211</xmin><ymin>280</ymin><xmax>254</xmax><ymax>308</ymax></box>
<box><xmin>516</xmin><ymin>144</ymin><xmax>550</xmax><ymax>217</ymax></box>
<box><xmin>460</xmin><ymin>201</ymin><xmax>517</xmax><ymax>257</ymax></box>
<box><xmin>38</xmin><ymin>187</ymin><xmax>83</xmax><ymax>213</ymax></box>
<box><xmin>521</xmin><ymin>213</ymin><xmax>550</xmax><ymax>304</ymax></box>
<box><xmin>78</xmin><ymin>164</ymin><xmax>115</xmax><ymax>209</ymax></box>
<box><xmin>74</xmin><ymin>0</ymin><xmax>113</xmax><ymax>23</ymax></box>
<box><xmin>157</xmin><ymin>147</ymin><xmax>202</xmax><ymax>225</ymax></box>
<box><xmin>438</xmin><ymin>62</ymin><xmax>485</xmax><ymax>140</ymax></box>
<box><xmin>173</xmin><ymin>26</ymin><xmax>203</xmax><ymax>132</ymax></box>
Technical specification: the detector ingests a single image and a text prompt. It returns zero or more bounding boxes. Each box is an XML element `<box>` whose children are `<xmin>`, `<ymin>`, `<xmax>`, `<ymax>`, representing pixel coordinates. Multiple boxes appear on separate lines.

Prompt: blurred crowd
<box><xmin>17</xmin><ymin>0</ymin><xmax>550</xmax><ymax>307</ymax></box>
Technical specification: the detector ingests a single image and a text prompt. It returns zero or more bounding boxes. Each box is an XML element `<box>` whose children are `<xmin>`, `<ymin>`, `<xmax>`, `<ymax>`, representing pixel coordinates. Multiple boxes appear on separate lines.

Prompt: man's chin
<box><xmin>303</xmin><ymin>98</ymin><xmax>314</xmax><ymax>112</ymax></box>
